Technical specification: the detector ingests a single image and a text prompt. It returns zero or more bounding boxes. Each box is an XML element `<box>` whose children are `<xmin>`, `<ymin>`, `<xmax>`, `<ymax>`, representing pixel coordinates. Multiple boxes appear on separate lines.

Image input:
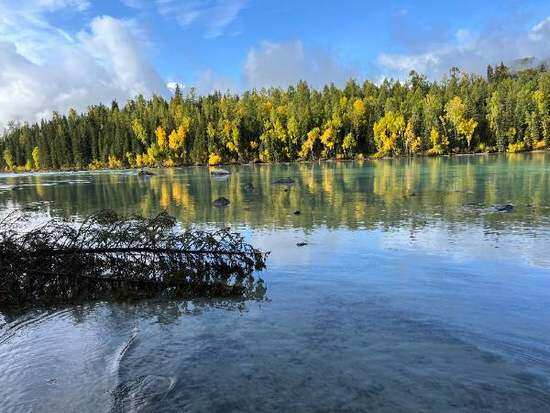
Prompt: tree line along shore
<box><xmin>1</xmin><ymin>63</ymin><xmax>549</xmax><ymax>172</ymax></box>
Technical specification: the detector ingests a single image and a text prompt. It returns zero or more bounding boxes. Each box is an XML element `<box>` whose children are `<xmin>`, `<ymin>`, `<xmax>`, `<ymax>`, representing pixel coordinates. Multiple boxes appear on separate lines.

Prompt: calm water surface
<box><xmin>1</xmin><ymin>153</ymin><xmax>550</xmax><ymax>412</ymax></box>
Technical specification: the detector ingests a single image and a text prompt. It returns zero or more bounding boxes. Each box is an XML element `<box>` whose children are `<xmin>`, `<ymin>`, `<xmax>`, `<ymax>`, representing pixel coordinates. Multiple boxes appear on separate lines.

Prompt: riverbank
<box><xmin>1</xmin><ymin>148</ymin><xmax>548</xmax><ymax>175</ymax></box>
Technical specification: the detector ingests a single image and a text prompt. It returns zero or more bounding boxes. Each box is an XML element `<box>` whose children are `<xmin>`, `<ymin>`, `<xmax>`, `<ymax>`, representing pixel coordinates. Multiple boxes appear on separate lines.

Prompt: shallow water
<box><xmin>1</xmin><ymin>153</ymin><xmax>550</xmax><ymax>412</ymax></box>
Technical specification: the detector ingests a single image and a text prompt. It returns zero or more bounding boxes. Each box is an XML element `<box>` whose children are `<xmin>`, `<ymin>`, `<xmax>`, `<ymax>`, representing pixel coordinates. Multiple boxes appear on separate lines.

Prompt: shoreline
<box><xmin>1</xmin><ymin>149</ymin><xmax>548</xmax><ymax>175</ymax></box>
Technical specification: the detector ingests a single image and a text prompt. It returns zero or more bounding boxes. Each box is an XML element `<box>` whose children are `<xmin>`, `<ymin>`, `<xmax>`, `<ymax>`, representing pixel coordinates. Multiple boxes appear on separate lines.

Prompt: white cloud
<box><xmin>44</xmin><ymin>0</ymin><xmax>90</xmax><ymax>11</ymax></box>
<box><xmin>166</xmin><ymin>81</ymin><xmax>184</xmax><ymax>93</ymax></box>
<box><xmin>120</xmin><ymin>0</ymin><xmax>146</xmax><ymax>9</ymax></box>
<box><xmin>156</xmin><ymin>0</ymin><xmax>246</xmax><ymax>38</ymax></box>
<box><xmin>195</xmin><ymin>69</ymin><xmax>237</xmax><ymax>94</ymax></box>
<box><xmin>78</xmin><ymin>16</ymin><xmax>166</xmax><ymax>97</ymax></box>
<box><xmin>244</xmin><ymin>41</ymin><xmax>355</xmax><ymax>89</ymax></box>
<box><xmin>0</xmin><ymin>4</ymin><xmax>167</xmax><ymax>129</ymax></box>
<box><xmin>16</xmin><ymin>0</ymin><xmax>90</xmax><ymax>12</ymax></box>
<box><xmin>378</xmin><ymin>53</ymin><xmax>441</xmax><ymax>77</ymax></box>
<box><xmin>530</xmin><ymin>17</ymin><xmax>550</xmax><ymax>42</ymax></box>
<box><xmin>377</xmin><ymin>16</ymin><xmax>550</xmax><ymax>80</ymax></box>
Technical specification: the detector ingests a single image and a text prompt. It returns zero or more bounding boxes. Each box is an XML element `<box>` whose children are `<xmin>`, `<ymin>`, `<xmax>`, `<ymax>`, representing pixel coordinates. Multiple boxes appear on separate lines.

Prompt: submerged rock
<box><xmin>273</xmin><ymin>177</ymin><xmax>295</xmax><ymax>185</ymax></box>
<box><xmin>492</xmin><ymin>204</ymin><xmax>514</xmax><ymax>213</ymax></box>
<box><xmin>213</xmin><ymin>197</ymin><xmax>231</xmax><ymax>207</ymax></box>
<box><xmin>210</xmin><ymin>168</ymin><xmax>231</xmax><ymax>176</ymax></box>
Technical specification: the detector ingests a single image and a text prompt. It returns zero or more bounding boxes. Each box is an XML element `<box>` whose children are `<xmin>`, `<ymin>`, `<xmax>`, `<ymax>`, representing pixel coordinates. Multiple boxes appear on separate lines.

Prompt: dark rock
<box><xmin>293</xmin><ymin>210</ymin><xmax>301</xmax><ymax>215</ymax></box>
<box><xmin>296</xmin><ymin>242</ymin><xmax>308</xmax><ymax>247</ymax></box>
<box><xmin>210</xmin><ymin>168</ymin><xmax>231</xmax><ymax>176</ymax></box>
<box><xmin>492</xmin><ymin>204</ymin><xmax>514</xmax><ymax>213</ymax></box>
<box><xmin>273</xmin><ymin>177</ymin><xmax>295</xmax><ymax>185</ymax></box>
<box><xmin>213</xmin><ymin>197</ymin><xmax>230</xmax><ymax>207</ymax></box>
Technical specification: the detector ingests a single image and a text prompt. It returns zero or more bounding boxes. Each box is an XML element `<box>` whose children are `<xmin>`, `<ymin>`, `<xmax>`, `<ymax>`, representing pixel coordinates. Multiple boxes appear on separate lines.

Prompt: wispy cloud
<box><xmin>19</xmin><ymin>0</ymin><xmax>91</xmax><ymax>12</ymax></box>
<box><xmin>195</xmin><ymin>68</ymin><xmax>237</xmax><ymax>93</ymax></box>
<box><xmin>378</xmin><ymin>16</ymin><xmax>550</xmax><ymax>80</ymax></box>
<box><xmin>244</xmin><ymin>41</ymin><xmax>355</xmax><ymax>89</ymax></box>
<box><xmin>179</xmin><ymin>40</ymin><xmax>355</xmax><ymax>93</ymax></box>
<box><xmin>156</xmin><ymin>0</ymin><xmax>246</xmax><ymax>38</ymax></box>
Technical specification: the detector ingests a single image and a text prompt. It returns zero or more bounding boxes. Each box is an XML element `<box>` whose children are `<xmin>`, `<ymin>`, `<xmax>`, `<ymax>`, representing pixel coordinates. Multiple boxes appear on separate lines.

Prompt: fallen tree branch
<box><xmin>0</xmin><ymin>210</ymin><xmax>268</xmax><ymax>309</ymax></box>
<box><xmin>29</xmin><ymin>248</ymin><xmax>254</xmax><ymax>256</ymax></box>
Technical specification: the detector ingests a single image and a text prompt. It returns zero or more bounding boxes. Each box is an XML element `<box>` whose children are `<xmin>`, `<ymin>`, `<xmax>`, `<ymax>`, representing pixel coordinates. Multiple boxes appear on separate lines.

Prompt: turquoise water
<box><xmin>1</xmin><ymin>153</ymin><xmax>550</xmax><ymax>412</ymax></box>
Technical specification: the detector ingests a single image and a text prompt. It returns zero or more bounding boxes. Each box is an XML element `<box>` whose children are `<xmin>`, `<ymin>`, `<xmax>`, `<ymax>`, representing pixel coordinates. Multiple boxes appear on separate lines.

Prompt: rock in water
<box><xmin>273</xmin><ymin>177</ymin><xmax>295</xmax><ymax>185</ymax></box>
<box><xmin>213</xmin><ymin>197</ymin><xmax>230</xmax><ymax>207</ymax></box>
<box><xmin>293</xmin><ymin>210</ymin><xmax>301</xmax><ymax>215</ymax></box>
<box><xmin>210</xmin><ymin>168</ymin><xmax>231</xmax><ymax>176</ymax></box>
<box><xmin>138</xmin><ymin>169</ymin><xmax>154</xmax><ymax>177</ymax></box>
<box><xmin>492</xmin><ymin>204</ymin><xmax>514</xmax><ymax>213</ymax></box>
<box><xmin>296</xmin><ymin>242</ymin><xmax>307</xmax><ymax>247</ymax></box>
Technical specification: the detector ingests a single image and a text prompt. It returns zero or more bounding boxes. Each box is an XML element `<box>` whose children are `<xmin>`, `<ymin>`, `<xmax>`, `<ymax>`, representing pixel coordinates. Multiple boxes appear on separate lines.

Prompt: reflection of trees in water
<box><xmin>1</xmin><ymin>153</ymin><xmax>549</xmax><ymax>232</ymax></box>
<box><xmin>0</xmin><ymin>296</ymin><xmax>267</xmax><ymax>327</ymax></box>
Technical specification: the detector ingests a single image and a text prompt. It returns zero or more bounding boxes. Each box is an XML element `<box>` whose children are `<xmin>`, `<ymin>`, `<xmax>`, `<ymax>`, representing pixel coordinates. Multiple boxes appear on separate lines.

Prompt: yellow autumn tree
<box><xmin>320</xmin><ymin>126</ymin><xmax>335</xmax><ymax>155</ymax></box>
<box><xmin>32</xmin><ymin>146</ymin><xmax>41</xmax><ymax>169</ymax></box>
<box><xmin>427</xmin><ymin>128</ymin><xmax>448</xmax><ymax>155</ymax></box>
<box><xmin>131</xmin><ymin>119</ymin><xmax>147</xmax><ymax>144</ymax></box>
<box><xmin>445</xmin><ymin>96</ymin><xmax>478</xmax><ymax>149</ymax></box>
<box><xmin>208</xmin><ymin>153</ymin><xmax>222</xmax><ymax>166</ymax></box>
<box><xmin>352</xmin><ymin>98</ymin><xmax>365</xmax><ymax>116</ymax></box>
<box><xmin>3</xmin><ymin>149</ymin><xmax>14</xmax><ymax>170</ymax></box>
<box><xmin>373</xmin><ymin>111</ymin><xmax>405</xmax><ymax>157</ymax></box>
<box><xmin>155</xmin><ymin>126</ymin><xmax>167</xmax><ymax>150</ymax></box>
<box><xmin>169</xmin><ymin>117</ymin><xmax>191</xmax><ymax>158</ymax></box>
<box><xmin>404</xmin><ymin>120</ymin><xmax>421</xmax><ymax>154</ymax></box>
<box><xmin>299</xmin><ymin>127</ymin><xmax>321</xmax><ymax>159</ymax></box>
<box><xmin>320</xmin><ymin>116</ymin><xmax>342</xmax><ymax>158</ymax></box>
<box><xmin>342</xmin><ymin>133</ymin><xmax>357</xmax><ymax>157</ymax></box>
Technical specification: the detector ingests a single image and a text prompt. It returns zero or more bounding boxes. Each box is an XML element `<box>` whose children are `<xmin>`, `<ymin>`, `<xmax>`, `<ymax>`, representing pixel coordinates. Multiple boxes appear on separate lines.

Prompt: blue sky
<box><xmin>1</xmin><ymin>0</ymin><xmax>550</xmax><ymax>126</ymax></box>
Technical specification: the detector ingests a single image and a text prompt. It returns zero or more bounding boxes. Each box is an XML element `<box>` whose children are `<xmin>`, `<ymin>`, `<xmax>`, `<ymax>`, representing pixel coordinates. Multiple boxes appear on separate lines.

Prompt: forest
<box><xmin>1</xmin><ymin>63</ymin><xmax>549</xmax><ymax>171</ymax></box>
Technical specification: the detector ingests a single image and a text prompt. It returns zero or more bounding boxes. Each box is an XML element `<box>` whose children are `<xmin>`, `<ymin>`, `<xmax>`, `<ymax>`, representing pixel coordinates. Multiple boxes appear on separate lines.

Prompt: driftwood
<box><xmin>0</xmin><ymin>211</ymin><xmax>267</xmax><ymax>309</ymax></box>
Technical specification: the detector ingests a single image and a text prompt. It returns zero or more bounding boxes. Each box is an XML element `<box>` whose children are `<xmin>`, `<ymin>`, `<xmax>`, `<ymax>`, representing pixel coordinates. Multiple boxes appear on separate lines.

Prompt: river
<box><xmin>1</xmin><ymin>153</ymin><xmax>550</xmax><ymax>412</ymax></box>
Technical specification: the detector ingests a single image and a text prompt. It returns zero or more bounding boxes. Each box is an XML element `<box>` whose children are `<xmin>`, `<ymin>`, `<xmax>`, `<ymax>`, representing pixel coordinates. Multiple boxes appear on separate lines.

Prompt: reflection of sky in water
<box><xmin>1</xmin><ymin>153</ymin><xmax>550</xmax><ymax>411</ymax></box>
<box><xmin>383</xmin><ymin>223</ymin><xmax>550</xmax><ymax>269</ymax></box>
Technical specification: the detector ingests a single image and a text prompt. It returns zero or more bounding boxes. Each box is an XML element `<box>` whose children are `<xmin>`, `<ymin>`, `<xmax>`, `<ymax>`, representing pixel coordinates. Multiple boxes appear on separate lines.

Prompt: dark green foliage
<box><xmin>1</xmin><ymin>64</ymin><xmax>549</xmax><ymax>171</ymax></box>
